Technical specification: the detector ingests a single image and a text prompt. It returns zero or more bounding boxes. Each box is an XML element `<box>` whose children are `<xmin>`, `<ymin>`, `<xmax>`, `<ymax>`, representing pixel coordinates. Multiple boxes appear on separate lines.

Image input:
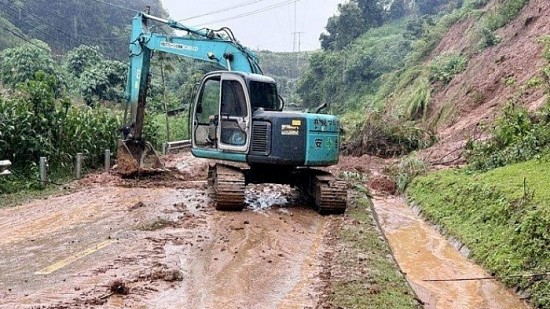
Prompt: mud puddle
<box><xmin>372</xmin><ymin>195</ymin><xmax>529</xmax><ymax>309</ymax></box>
<box><xmin>0</xmin><ymin>157</ymin><xmax>330</xmax><ymax>308</ymax></box>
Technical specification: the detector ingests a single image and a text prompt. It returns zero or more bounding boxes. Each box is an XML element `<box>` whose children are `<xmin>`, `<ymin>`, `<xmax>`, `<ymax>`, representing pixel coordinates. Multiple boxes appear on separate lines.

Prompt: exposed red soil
<box><xmin>421</xmin><ymin>0</ymin><xmax>550</xmax><ymax>164</ymax></box>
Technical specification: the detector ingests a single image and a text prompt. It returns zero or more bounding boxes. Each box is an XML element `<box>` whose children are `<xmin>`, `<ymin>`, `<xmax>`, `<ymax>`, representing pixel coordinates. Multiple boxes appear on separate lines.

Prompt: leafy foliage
<box><xmin>299</xmin><ymin>21</ymin><xmax>413</xmax><ymax>111</ymax></box>
<box><xmin>320</xmin><ymin>1</ymin><xmax>370</xmax><ymax>51</ymax></box>
<box><xmin>0</xmin><ymin>72</ymin><xmax>119</xmax><ymax>188</ymax></box>
<box><xmin>65</xmin><ymin>45</ymin><xmax>127</xmax><ymax>105</ymax></box>
<box><xmin>393</xmin><ymin>152</ymin><xmax>428</xmax><ymax>193</ymax></box>
<box><xmin>466</xmin><ymin>101</ymin><xmax>550</xmax><ymax>171</ymax></box>
<box><xmin>0</xmin><ymin>0</ymin><xmax>168</xmax><ymax>59</ymax></box>
<box><xmin>473</xmin><ymin>0</ymin><xmax>529</xmax><ymax>49</ymax></box>
<box><xmin>0</xmin><ymin>41</ymin><xmax>60</xmax><ymax>91</ymax></box>
<box><xmin>342</xmin><ymin>110</ymin><xmax>436</xmax><ymax>157</ymax></box>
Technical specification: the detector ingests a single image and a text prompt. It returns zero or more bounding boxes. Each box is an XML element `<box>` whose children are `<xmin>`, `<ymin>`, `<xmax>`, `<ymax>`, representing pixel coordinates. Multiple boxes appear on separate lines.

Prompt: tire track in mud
<box><xmin>371</xmin><ymin>195</ymin><xmax>530</xmax><ymax>309</ymax></box>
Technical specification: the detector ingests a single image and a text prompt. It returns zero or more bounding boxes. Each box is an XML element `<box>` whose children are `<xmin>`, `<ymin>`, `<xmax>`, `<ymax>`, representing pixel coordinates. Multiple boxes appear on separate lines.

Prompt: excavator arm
<box><xmin>118</xmin><ymin>11</ymin><xmax>262</xmax><ymax>175</ymax></box>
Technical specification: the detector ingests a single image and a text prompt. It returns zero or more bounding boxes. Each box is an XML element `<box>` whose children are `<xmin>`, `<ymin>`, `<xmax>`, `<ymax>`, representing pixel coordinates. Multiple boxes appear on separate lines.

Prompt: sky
<box><xmin>159</xmin><ymin>0</ymin><xmax>344</xmax><ymax>52</ymax></box>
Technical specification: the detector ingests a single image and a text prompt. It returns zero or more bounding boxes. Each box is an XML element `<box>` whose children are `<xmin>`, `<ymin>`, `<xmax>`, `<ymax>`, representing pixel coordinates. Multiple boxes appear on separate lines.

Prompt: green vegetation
<box><xmin>429</xmin><ymin>53</ymin><xmax>468</xmax><ymax>84</ymax></box>
<box><xmin>465</xmin><ymin>101</ymin><xmax>550</xmax><ymax>171</ymax></box>
<box><xmin>325</xmin><ymin>194</ymin><xmax>420</xmax><ymax>308</ymax></box>
<box><xmin>473</xmin><ymin>0</ymin><xmax>529</xmax><ymax>49</ymax></box>
<box><xmin>298</xmin><ymin>0</ymin><xmax>531</xmax><ymax>156</ymax></box>
<box><xmin>394</xmin><ymin>153</ymin><xmax>428</xmax><ymax>193</ymax></box>
<box><xmin>0</xmin><ymin>71</ymin><xmax>120</xmax><ymax>193</ymax></box>
<box><xmin>0</xmin><ymin>0</ymin><xmax>168</xmax><ymax>58</ymax></box>
<box><xmin>407</xmin><ymin>158</ymin><xmax>550</xmax><ymax>308</ymax></box>
<box><xmin>406</xmin><ymin>34</ymin><xmax>550</xmax><ymax>308</ymax></box>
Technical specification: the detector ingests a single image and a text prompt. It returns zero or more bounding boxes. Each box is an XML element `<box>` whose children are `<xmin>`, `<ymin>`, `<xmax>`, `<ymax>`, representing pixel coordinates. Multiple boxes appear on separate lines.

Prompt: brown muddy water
<box><xmin>372</xmin><ymin>195</ymin><xmax>530</xmax><ymax>309</ymax></box>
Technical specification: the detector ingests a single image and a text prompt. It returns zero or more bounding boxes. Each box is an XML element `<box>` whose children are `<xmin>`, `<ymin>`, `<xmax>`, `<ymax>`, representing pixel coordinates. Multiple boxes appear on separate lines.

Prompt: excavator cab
<box><xmin>191</xmin><ymin>71</ymin><xmax>281</xmax><ymax>161</ymax></box>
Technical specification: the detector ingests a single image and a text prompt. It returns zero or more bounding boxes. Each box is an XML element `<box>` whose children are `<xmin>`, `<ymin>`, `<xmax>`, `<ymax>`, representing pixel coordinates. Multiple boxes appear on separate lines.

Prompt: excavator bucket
<box><xmin>116</xmin><ymin>139</ymin><xmax>164</xmax><ymax>176</ymax></box>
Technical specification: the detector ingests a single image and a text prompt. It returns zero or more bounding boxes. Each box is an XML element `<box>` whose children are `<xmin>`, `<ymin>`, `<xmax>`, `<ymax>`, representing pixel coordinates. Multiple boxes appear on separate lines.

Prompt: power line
<box><xmin>198</xmin><ymin>0</ymin><xmax>303</xmax><ymax>26</ymax></box>
<box><xmin>16</xmin><ymin>1</ymin><xmax>129</xmax><ymax>42</ymax></box>
<box><xmin>178</xmin><ymin>0</ymin><xmax>267</xmax><ymax>22</ymax></box>
<box><xmin>87</xmin><ymin>0</ymin><xmax>138</xmax><ymax>13</ymax></box>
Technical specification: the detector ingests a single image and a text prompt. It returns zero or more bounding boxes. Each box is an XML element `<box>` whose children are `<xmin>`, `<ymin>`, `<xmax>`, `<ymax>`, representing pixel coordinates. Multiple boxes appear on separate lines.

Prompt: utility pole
<box><xmin>292</xmin><ymin>0</ymin><xmax>297</xmax><ymax>52</ymax></box>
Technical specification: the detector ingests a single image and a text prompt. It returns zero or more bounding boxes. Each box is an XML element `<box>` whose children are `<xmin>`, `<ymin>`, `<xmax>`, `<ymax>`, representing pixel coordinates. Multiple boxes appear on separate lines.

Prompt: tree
<box><xmin>320</xmin><ymin>1</ymin><xmax>366</xmax><ymax>50</ymax></box>
<box><xmin>389</xmin><ymin>0</ymin><xmax>408</xmax><ymax>20</ymax></box>
<box><xmin>64</xmin><ymin>45</ymin><xmax>127</xmax><ymax>105</ymax></box>
<box><xmin>65</xmin><ymin>45</ymin><xmax>103</xmax><ymax>78</ymax></box>
<box><xmin>0</xmin><ymin>40</ymin><xmax>59</xmax><ymax>89</ymax></box>
<box><xmin>356</xmin><ymin>0</ymin><xmax>384</xmax><ymax>28</ymax></box>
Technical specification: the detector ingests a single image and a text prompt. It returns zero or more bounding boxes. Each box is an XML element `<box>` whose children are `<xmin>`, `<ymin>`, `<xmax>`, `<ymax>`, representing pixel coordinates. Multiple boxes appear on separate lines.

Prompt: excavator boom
<box><xmin>118</xmin><ymin>11</ymin><xmax>262</xmax><ymax>175</ymax></box>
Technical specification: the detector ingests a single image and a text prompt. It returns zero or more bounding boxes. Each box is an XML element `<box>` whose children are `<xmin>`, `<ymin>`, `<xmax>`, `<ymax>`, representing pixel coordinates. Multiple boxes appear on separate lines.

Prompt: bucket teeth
<box><xmin>116</xmin><ymin>139</ymin><xmax>164</xmax><ymax>176</ymax></box>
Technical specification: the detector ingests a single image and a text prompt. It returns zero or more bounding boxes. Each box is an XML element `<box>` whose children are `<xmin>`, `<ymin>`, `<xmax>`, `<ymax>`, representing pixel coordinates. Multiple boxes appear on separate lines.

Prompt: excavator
<box><xmin>118</xmin><ymin>11</ymin><xmax>347</xmax><ymax>214</ymax></box>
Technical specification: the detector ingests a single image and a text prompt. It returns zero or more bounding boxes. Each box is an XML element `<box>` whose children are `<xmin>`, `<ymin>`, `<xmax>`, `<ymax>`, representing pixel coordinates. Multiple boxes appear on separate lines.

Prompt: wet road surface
<box><xmin>0</xmin><ymin>174</ymin><xmax>328</xmax><ymax>308</ymax></box>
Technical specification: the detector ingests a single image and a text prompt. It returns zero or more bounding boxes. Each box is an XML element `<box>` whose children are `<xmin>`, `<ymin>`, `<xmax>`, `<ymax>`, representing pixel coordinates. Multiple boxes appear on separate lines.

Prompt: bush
<box><xmin>395</xmin><ymin>152</ymin><xmax>428</xmax><ymax>193</ymax></box>
<box><xmin>483</xmin><ymin>0</ymin><xmax>529</xmax><ymax>31</ymax></box>
<box><xmin>429</xmin><ymin>53</ymin><xmax>468</xmax><ymax>84</ymax></box>
<box><xmin>342</xmin><ymin>110</ymin><xmax>436</xmax><ymax>157</ymax></box>
<box><xmin>465</xmin><ymin>101</ymin><xmax>550</xmax><ymax>171</ymax></box>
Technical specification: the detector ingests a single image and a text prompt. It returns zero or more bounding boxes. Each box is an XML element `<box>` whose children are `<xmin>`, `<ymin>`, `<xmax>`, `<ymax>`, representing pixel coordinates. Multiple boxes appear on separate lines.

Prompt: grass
<box><xmin>407</xmin><ymin>155</ymin><xmax>550</xmax><ymax>308</ymax></box>
<box><xmin>324</xmin><ymin>192</ymin><xmax>420</xmax><ymax>308</ymax></box>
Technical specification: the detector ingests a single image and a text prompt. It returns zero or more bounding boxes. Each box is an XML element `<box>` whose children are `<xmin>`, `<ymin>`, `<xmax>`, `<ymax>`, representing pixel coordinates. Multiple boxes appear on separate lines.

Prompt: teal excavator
<box><xmin>118</xmin><ymin>11</ymin><xmax>347</xmax><ymax>214</ymax></box>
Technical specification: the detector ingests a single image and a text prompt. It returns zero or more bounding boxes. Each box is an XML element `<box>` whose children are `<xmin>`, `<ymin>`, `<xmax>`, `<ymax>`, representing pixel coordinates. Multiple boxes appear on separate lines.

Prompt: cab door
<box><xmin>192</xmin><ymin>73</ymin><xmax>221</xmax><ymax>149</ymax></box>
<box><xmin>192</xmin><ymin>72</ymin><xmax>251</xmax><ymax>155</ymax></box>
<box><xmin>217</xmin><ymin>73</ymin><xmax>251</xmax><ymax>153</ymax></box>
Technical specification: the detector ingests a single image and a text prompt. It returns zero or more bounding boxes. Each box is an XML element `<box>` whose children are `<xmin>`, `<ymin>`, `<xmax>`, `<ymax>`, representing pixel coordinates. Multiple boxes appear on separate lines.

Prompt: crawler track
<box><xmin>209</xmin><ymin>164</ymin><xmax>246</xmax><ymax>211</ymax></box>
<box><xmin>312</xmin><ymin>174</ymin><xmax>347</xmax><ymax>215</ymax></box>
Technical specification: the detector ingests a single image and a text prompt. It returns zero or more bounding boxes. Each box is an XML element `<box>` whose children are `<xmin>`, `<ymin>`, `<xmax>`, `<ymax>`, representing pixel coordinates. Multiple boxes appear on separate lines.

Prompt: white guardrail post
<box><xmin>39</xmin><ymin>157</ymin><xmax>48</xmax><ymax>187</ymax></box>
<box><xmin>0</xmin><ymin>160</ymin><xmax>12</xmax><ymax>177</ymax></box>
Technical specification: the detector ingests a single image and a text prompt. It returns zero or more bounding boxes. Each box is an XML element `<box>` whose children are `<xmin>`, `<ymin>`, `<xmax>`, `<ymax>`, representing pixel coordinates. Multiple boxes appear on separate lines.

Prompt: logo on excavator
<box><xmin>315</xmin><ymin>139</ymin><xmax>323</xmax><ymax>148</ymax></box>
<box><xmin>160</xmin><ymin>41</ymin><xmax>199</xmax><ymax>52</ymax></box>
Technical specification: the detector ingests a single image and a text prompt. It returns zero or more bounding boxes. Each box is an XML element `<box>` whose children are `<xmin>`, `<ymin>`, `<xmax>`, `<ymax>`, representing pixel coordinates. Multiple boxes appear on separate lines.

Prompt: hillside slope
<box><xmin>0</xmin><ymin>0</ymin><xmax>167</xmax><ymax>59</ymax></box>
<box><xmin>418</xmin><ymin>0</ymin><xmax>550</xmax><ymax>163</ymax></box>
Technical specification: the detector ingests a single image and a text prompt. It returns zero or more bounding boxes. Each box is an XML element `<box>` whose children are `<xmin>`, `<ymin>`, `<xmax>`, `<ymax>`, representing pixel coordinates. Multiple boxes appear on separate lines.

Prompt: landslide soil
<box><xmin>414</xmin><ymin>0</ymin><xmax>548</xmax><ymax>164</ymax></box>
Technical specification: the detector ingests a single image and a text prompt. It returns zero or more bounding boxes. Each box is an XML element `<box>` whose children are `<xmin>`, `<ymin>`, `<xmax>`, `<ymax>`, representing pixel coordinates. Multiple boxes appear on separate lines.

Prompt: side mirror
<box><xmin>314</xmin><ymin>102</ymin><xmax>328</xmax><ymax>114</ymax></box>
<box><xmin>196</xmin><ymin>103</ymin><xmax>203</xmax><ymax>114</ymax></box>
<box><xmin>278</xmin><ymin>95</ymin><xmax>285</xmax><ymax>111</ymax></box>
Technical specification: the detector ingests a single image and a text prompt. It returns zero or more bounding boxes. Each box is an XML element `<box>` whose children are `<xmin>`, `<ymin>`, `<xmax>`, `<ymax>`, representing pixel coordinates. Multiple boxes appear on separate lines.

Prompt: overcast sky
<box><xmin>159</xmin><ymin>0</ymin><xmax>344</xmax><ymax>52</ymax></box>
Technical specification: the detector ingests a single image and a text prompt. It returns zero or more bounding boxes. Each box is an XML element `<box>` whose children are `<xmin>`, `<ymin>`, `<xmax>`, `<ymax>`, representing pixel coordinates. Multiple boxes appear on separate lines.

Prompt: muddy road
<box><xmin>0</xmin><ymin>153</ymin><xmax>530</xmax><ymax>308</ymax></box>
<box><xmin>0</xmin><ymin>154</ymin><xmax>330</xmax><ymax>308</ymax></box>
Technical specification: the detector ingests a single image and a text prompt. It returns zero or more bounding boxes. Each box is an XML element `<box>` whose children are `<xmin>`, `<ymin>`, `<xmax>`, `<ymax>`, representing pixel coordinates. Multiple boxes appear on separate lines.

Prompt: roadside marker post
<box><xmin>76</xmin><ymin>153</ymin><xmax>83</xmax><ymax>179</ymax></box>
<box><xmin>0</xmin><ymin>160</ymin><xmax>11</xmax><ymax>177</ymax></box>
<box><xmin>104</xmin><ymin>149</ymin><xmax>111</xmax><ymax>171</ymax></box>
<box><xmin>39</xmin><ymin>157</ymin><xmax>48</xmax><ymax>187</ymax></box>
